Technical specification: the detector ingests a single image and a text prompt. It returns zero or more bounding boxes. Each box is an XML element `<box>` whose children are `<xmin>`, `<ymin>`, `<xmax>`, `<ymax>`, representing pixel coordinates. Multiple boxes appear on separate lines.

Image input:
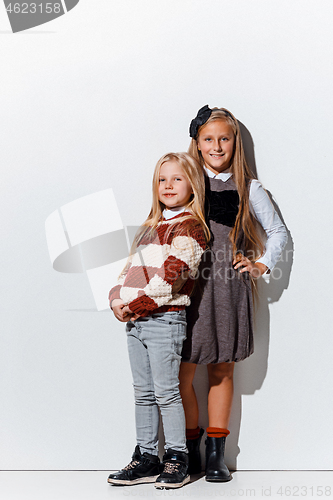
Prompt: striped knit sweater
<box><xmin>109</xmin><ymin>213</ymin><xmax>206</xmax><ymax>317</ymax></box>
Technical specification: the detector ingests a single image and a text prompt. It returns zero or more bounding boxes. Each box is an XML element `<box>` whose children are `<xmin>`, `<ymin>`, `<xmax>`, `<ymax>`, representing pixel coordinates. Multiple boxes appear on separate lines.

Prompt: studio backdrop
<box><xmin>1</xmin><ymin>0</ymin><xmax>332</xmax><ymax>470</ymax></box>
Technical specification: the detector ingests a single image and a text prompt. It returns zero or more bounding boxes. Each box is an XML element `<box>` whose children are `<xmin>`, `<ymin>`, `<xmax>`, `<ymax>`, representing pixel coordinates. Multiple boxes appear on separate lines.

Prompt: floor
<box><xmin>0</xmin><ymin>471</ymin><xmax>332</xmax><ymax>500</ymax></box>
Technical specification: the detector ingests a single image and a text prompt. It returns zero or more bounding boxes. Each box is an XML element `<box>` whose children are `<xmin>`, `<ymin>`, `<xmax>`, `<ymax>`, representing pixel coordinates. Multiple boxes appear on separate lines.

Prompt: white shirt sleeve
<box><xmin>249</xmin><ymin>180</ymin><xmax>288</xmax><ymax>271</ymax></box>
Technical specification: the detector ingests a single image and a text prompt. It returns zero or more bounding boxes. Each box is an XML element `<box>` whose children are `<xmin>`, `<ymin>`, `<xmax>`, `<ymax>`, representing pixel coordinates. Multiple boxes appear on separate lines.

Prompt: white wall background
<box><xmin>1</xmin><ymin>0</ymin><xmax>332</xmax><ymax>470</ymax></box>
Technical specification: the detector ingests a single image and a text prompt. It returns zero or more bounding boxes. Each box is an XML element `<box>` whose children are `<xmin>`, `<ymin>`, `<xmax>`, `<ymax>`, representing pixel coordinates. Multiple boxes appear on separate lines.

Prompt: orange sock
<box><xmin>206</xmin><ymin>427</ymin><xmax>230</xmax><ymax>438</ymax></box>
<box><xmin>186</xmin><ymin>426</ymin><xmax>201</xmax><ymax>440</ymax></box>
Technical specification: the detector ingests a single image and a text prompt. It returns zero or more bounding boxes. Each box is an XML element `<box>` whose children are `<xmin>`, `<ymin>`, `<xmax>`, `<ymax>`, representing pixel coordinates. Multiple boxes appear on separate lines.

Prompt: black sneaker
<box><xmin>155</xmin><ymin>449</ymin><xmax>190</xmax><ymax>489</ymax></box>
<box><xmin>107</xmin><ymin>445</ymin><xmax>160</xmax><ymax>485</ymax></box>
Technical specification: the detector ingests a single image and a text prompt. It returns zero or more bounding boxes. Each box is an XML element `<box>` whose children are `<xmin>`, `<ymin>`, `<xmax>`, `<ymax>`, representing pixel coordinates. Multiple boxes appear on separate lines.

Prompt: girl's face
<box><xmin>197</xmin><ymin>120</ymin><xmax>235</xmax><ymax>174</ymax></box>
<box><xmin>158</xmin><ymin>161</ymin><xmax>193</xmax><ymax>210</ymax></box>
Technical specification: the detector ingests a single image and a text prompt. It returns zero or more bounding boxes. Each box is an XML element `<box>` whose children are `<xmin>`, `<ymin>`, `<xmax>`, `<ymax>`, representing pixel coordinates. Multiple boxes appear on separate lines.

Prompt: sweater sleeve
<box><xmin>108</xmin><ymin>256</ymin><xmax>133</xmax><ymax>304</ymax></box>
<box><xmin>128</xmin><ymin>223</ymin><xmax>206</xmax><ymax>316</ymax></box>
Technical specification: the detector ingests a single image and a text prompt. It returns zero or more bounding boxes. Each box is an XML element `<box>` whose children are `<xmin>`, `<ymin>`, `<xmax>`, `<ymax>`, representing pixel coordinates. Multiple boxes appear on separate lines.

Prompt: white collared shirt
<box><xmin>204</xmin><ymin>166</ymin><xmax>287</xmax><ymax>271</ymax></box>
<box><xmin>163</xmin><ymin>206</ymin><xmax>186</xmax><ymax>220</ymax></box>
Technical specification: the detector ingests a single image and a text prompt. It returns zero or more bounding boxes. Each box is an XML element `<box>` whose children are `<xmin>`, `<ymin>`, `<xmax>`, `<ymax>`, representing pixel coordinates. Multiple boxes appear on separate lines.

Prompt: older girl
<box><xmin>180</xmin><ymin>106</ymin><xmax>287</xmax><ymax>481</ymax></box>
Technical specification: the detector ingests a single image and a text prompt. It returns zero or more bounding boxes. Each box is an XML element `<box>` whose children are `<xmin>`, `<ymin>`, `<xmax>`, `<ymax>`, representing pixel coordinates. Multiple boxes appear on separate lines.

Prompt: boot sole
<box><xmin>108</xmin><ymin>475</ymin><xmax>159</xmax><ymax>485</ymax></box>
<box><xmin>205</xmin><ymin>475</ymin><xmax>232</xmax><ymax>482</ymax></box>
<box><xmin>154</xmin><ymin>474</ymin><xmax>190</xmax><ymax>489</ymax></box>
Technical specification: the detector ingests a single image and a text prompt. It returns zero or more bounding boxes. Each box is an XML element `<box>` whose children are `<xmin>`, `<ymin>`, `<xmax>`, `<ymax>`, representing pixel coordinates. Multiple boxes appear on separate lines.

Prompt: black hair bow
<box><xmin>189</xmin><ymin>105</ymin><xmax>212</xmax><ymax>138</ymax></box>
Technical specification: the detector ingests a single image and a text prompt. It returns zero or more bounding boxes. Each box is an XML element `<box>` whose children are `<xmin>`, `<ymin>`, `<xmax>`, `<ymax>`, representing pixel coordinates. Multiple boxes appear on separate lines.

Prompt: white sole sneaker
<box><xmin>154</xmin><ymin>474</ymin><xmax>190</xmax><ymax>489</ymax></box>
<box><xmin>108</xmin><ymin>475</ymin><xmax>159</xmax><ymax>486</ymax></box>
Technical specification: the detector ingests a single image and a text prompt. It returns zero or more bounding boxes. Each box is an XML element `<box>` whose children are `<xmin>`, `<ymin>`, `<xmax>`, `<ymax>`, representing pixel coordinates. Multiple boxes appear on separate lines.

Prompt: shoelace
<box><xmin>163</xmin><ymin>462</ymin><xmax>180</xmax><ymax>474</ymax></box>
<box><xmin>123</xmin><ymin>460</ymin><xmax>140</xmax><ymax>471</ymax></box>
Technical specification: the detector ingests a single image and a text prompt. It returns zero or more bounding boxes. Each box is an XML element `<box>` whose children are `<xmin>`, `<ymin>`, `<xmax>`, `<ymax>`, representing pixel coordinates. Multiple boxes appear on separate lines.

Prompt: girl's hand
<box><xmin>122</xmin><ymin>305</ymin><xmax>140</xmax><ymax>322</ymax></box>
<box><xmin>110</xmin><ymin>299</ymin><xmax>128</xmax><ymax>322</ymax></box>
<box><xmin>233</xmin><ymin>255</ymin><xmax>268</xmax><ymax>279</ymax></box>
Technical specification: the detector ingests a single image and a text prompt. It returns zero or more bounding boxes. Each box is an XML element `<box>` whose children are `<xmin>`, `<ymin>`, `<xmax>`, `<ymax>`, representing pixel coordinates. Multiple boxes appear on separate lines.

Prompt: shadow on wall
<box><xmin>189</xmin><ymin>121</ymin><xmax>294</xmax><ymax>471</ymax></box>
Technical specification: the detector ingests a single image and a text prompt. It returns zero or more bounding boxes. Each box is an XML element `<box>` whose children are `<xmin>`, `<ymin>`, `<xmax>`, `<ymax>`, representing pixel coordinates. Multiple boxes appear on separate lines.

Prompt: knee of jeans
<box><xmin>155</xmin><ymin>389</ymin><xmax>182</xmax><ymax>409</ymax></box>
<box><xmin>133</xmin><ymin>387</ymin><xmax>156</xmax><ymax>405</ymax></box>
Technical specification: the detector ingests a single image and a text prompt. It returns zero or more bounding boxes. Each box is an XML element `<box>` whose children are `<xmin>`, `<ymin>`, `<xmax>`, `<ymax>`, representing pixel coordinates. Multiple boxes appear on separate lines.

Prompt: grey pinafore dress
<box><xmin>182</xmin><ymin>175</ymin><xmax>254</xmax><ymax>364</ymax></box>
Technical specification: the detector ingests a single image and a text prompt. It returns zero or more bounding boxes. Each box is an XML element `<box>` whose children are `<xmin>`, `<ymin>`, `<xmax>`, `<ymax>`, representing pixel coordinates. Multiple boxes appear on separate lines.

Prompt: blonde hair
<box><xmin>188</xmin><ymin>107</ymin><xmax>264</xmax><ymax>261</ymax></box>
<box><xmin>133</xmin><ymin>152</ymin><xmax>210</xmax><ymax>251</ymax></box>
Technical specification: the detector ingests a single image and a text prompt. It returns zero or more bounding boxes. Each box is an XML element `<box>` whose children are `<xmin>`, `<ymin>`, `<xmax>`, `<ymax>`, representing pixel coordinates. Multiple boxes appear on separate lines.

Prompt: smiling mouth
<box><xmin>210</xmin><ymin>154</ymin><xmax>225</xmax><ymax>158</ymax></box>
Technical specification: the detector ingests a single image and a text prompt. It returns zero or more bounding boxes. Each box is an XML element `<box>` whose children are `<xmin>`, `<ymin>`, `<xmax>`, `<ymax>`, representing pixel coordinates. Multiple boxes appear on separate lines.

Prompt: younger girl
<box><xmin>180</xmin><ymin>106</ymin><xmax>288</xmax><ymax>481</ymax></box>
<box><xmin>107</xmin><ymin>152</ymin><xmax>209</xmax><ymax>489</ymax></box>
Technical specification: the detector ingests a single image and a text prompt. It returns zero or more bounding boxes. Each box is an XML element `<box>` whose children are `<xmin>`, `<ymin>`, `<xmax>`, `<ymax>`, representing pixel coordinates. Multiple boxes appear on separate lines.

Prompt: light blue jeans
<box><xmin>126</xmin><ymin>311</ymin><xmax>187</xmax><ymax>455</ymax></box>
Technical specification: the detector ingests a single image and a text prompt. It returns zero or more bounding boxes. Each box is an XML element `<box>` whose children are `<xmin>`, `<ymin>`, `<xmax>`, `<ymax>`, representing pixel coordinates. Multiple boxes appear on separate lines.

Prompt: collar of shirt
<box><xmin>162</xmin><ymin>207</ymin><xmax>186</xmax><ymax>220</ymax></box>
<box><xmin>204</xmin><ymin>165</ymin><xmax>233</xmax><ymax>182</ymax></box>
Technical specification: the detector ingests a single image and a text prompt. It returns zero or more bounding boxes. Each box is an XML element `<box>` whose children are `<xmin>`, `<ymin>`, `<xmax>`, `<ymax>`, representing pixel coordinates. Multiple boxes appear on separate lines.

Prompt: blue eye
<box><xmin>205</xmin><ymin>138</ymin><xmax>212</xmax><ymax>141</ymax></box>
<box><xmin>159</xmin><ymin>178</ymin><xmax>165</xmax><ymax>182</ymax></box>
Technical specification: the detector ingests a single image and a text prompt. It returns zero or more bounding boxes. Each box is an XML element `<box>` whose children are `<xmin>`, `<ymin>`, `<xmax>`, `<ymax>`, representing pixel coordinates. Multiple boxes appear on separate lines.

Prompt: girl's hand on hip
<box><xmin>233</xmin><ymin>255</ymin><xmax>268</xmax><ymax>278</ymax></box>
<box><xmin>122</xmin><ymin>305</ymin><xmax>140</xmax><ymax>322</ymax></box>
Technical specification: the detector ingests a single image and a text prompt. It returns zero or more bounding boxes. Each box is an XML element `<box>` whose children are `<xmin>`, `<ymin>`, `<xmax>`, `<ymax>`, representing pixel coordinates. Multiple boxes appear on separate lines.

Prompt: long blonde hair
<box><xmin>133</xmin><ymin>152</ymin><xmax>210</xmax><ymax>250</ymax></box>
<box><xmin>188</xmin><ymin>107</ymin><xmax>264</xmax><ymax>260</ymax></box>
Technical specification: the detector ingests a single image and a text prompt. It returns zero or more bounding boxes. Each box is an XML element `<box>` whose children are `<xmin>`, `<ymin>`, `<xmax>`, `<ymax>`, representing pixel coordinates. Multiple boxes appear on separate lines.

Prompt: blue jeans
<box><xmin>126</xmin><ymin>311</ymin><xmax>187</xmax><ymax>455</ymax></box>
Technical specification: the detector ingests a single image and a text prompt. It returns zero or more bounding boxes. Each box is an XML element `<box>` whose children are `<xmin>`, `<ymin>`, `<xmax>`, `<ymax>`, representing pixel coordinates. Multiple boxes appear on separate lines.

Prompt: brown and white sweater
<box><xmin>109</xmin><ymin>213</ymin><xmax>206</xmax><ymax>317</ymax></box>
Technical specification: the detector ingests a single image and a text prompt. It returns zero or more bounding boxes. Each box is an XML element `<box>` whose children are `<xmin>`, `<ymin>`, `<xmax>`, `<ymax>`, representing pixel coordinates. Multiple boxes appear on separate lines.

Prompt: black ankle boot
<box><xmin>187</xmin><ymin>428</ymin><xmax>204</xmax><ymax>474</ymax></box>
<box><xmin>155</xmin><ymin>449</ymin><xmax>190</xmax><ymax>489</ymax></box>
<box><xmin>205</xmin><ymin>436</ymin><xmax>231</xmax><ymax>482</ymax></box>
<box><xmin>107</xmin><ymin>445</ymin><xmax>160</xmax><ymax>485</ymax></box>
